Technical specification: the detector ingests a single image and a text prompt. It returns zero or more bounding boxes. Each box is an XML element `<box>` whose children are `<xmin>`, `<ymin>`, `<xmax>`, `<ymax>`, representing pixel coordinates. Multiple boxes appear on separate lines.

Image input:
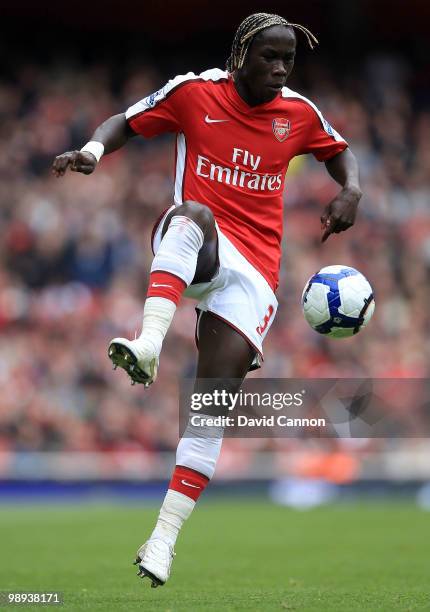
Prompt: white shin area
<box><xmin>176</xmin><ymin>416</ymin><xmax>224</xmax><ymax>479</ymax></box>
<box><xmin>150</xmin><ymin>489</ymin><xmax>195</xmax><ymax>547</ymax></box>
<box><xmin>150</xmin><ymin>417</ymin><xmax>224</xmax><ymax>546</ymax></box>
<box><xmin>138</xmin><ymin>297</ymin><xmax>176</xmax><ymax>354</ymax></box>
<box><xmin>151</xmin><ymin>215</ymin><xmax>204</xmax><ymax>286</ymax></box>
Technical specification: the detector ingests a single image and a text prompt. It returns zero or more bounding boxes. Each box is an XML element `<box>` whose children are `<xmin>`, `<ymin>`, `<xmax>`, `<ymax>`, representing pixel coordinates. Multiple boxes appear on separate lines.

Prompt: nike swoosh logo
<box><xmin>205</xmin><ymin>114</ymin><xmax>229</xmax><ymax>123</ymax></box>
<box><xmin>181</xmin><ymin>479</ymin><xmax>201</xmax><ymax>489</ymax></box>
<box><xmin>151</xmin><ymin>283</ymin><xmax>173</xmax><ymax>288</ymax></box>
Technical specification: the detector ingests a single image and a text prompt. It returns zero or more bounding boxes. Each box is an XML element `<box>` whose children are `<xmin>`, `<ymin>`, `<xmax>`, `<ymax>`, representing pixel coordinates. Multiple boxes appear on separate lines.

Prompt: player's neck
<box><xmin>233</xmin><ymin>74</ymin><xmax>267</xmax><ymax>107</ymax></box>
<box><xmin>232</xmin><ymin>75</ymin><xmax>279</xmax><ymax>107</ymax></box>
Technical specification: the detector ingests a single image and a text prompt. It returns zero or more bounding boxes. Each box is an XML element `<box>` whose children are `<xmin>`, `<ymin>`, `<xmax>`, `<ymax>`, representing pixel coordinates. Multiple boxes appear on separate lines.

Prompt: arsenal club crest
<box><xmin>272</xmin><ymin>118</ymin><xmax>291</xmax><ymax>142</ymax></box>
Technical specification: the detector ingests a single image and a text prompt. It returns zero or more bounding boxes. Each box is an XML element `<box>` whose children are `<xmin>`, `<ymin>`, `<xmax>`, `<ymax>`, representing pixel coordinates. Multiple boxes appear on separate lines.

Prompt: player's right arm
<box><xmin>52</xmin><ymin>72</ymin><xmax>197</xmax><ymax>178</ymax></box>
<box><xmin>52</xmin><ymin>113</ymin><xmax>135</xmax><ymax>177</ymax></box>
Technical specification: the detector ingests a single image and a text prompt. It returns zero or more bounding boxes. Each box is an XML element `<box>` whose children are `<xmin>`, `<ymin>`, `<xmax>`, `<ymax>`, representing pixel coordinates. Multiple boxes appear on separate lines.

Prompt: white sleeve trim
<box><xmin>126</xmin><ymin>68</ymin><xmax>228</xmax><ymax>120</ymax></box>
<box><xmin>281</xmin><ymin>86</ymin><xmax>347</xmax><ymax>143</ymax></box>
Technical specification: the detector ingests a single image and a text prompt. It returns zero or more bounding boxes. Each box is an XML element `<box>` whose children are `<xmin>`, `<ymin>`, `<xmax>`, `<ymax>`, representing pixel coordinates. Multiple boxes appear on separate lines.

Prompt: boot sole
<box><xmin>108</xmin><ymin>342</ymin><xmax>152</xmax><ymax>385</ymax></box>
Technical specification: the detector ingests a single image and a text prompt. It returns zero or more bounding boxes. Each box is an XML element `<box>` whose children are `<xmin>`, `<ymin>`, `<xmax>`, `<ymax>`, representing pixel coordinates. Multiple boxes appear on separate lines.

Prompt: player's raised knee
<box><xmin>177</xmin><ymin>200</ymin><xmax>215</xmax><ymax>234</ymax></box>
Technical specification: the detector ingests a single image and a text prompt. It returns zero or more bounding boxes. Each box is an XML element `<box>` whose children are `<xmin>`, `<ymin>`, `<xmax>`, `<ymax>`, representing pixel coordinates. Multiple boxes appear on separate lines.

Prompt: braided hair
<box><xmin>226</xmin><ymin>13</ymin><xmax>318</xmax><ymax>72</ymax></box>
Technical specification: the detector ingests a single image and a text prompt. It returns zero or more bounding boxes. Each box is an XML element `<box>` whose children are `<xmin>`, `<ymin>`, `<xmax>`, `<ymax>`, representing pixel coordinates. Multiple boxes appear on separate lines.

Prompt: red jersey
<box><xmin>126</xmin><ymin>69</ymin><xmax>347</xmax><ymax>291</ymax></box>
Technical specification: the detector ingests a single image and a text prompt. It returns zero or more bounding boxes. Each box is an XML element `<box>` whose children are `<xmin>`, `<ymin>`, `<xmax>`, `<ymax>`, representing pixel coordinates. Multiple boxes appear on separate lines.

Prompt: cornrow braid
<box><xmin>226</xmin><ymin>12</ymin><xmax>318</xmax><ymax>72</ymax></box>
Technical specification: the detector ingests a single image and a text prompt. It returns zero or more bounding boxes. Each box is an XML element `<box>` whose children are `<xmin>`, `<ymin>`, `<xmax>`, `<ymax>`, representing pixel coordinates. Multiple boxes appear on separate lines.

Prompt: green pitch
<box><xmin>0</xmin><ymin>500</ymin><xmax>429</xmax><ymax>611</ymax></box>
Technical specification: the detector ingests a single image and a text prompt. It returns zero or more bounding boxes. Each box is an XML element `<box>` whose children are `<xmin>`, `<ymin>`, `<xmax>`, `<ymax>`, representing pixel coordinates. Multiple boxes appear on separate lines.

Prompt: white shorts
<box><xmin>152</xmin><ymin>206</ymin><xmax>278</xmax><ymax>370</ymax></box>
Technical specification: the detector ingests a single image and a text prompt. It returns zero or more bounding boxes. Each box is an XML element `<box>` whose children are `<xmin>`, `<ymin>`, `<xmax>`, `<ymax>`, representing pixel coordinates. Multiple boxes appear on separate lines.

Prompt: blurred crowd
<box><xmin>0</xmin><ymin>51</ymin><xmax>429</xmax><ymax>468</ymax></box>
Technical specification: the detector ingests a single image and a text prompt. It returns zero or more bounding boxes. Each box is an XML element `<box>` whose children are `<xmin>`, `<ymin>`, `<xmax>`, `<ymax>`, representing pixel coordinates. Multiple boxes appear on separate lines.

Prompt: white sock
<box><xmin>137</xmin><ymin>297</ymin><xmax>176</xmax><ymax>355</ymax></box>
<box><xmin>151</xmin><ymin>215</ymin><xmax>204</xmax><ymax>285</ymax></box>
<box><xmin>149</xmin><ymin>416</ymin><xmax>224</xmax><ymax>547</ymax></box>
<box><xmin>176</xmin><ymin>415</ymin><xmax>224</xmax><ymax>479</ymax></box>
<box><xmin>150</xmin><ymin>490</ymin><xmax>195</xmax><ymax>547</ymax></box>
<box><xmin>136</xmin><ymin>215</ymin><xmax>204</xmax><ymax>351</ymax></box>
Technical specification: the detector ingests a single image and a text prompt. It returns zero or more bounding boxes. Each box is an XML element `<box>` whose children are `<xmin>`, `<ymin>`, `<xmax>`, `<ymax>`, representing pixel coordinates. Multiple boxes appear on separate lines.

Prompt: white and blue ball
<box><xmin>302</xmin><ymin>265</ymin><xmax>375</xmax><ymax>338</ymax></box>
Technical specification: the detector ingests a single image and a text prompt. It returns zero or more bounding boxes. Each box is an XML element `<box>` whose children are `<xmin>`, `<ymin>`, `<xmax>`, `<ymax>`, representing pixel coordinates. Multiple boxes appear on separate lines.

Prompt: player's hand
<box><xmin>52</xmin><ymin>151</ymin><xmax>97</xmax><ymax>177</ymax></box>
<box><xmin>320</xmin><ymin>186</ymin><xmax>362</xmax><ymax>243</ymax></box>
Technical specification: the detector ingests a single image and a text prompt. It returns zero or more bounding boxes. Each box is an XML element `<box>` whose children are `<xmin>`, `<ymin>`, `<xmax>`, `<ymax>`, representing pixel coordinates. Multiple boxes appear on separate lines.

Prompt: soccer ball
<box><xmin>301</xmin><ymin>265</ymin><xmax>375</xmax><ymax>338</ymax></box>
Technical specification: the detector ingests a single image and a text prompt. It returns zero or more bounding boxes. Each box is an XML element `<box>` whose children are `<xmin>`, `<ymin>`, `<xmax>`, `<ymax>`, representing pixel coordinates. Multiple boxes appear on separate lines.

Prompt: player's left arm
<box><xmin>321</xmin><ymin>147</ymin><xmax>362</xmax><ymax>242</ymax></box>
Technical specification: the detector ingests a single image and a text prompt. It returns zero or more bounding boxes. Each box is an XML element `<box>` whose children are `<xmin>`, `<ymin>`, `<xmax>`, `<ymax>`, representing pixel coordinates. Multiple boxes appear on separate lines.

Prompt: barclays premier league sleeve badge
<box><xmin>322</xmin><ymin>117</ymin><xmax>335</xmax><ymax>137</ymax></box>
<box><xmin>144</xmin><ymin>88</ymin><xmax>165</xmax><ymax>108</ymax></box>
<box><xmin>272</xmin><ymin>118</ymin><xmax>291</xmax><ymax>142</ymax></box>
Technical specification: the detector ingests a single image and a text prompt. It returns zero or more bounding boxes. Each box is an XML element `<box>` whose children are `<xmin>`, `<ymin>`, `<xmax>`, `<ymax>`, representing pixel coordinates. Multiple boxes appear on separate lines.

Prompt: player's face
<box><xmin>236</xmin><ymin>25</ymin><xmax>297</xmax><ymax>105</ymax></box>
